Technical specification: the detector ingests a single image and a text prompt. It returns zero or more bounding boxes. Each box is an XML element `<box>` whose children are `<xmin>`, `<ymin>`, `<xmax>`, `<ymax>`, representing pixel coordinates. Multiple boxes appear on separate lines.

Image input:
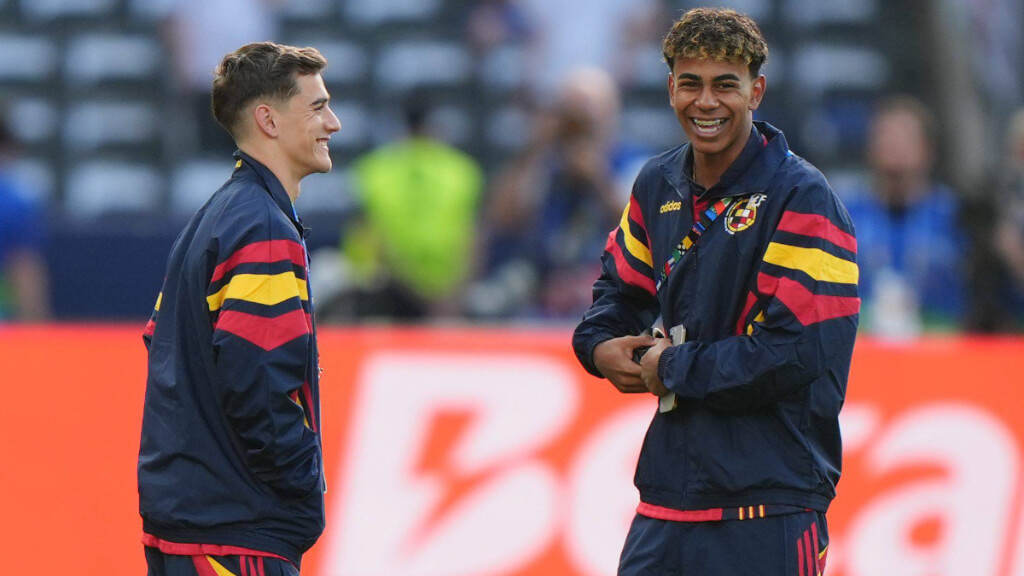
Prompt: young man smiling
<box><xmin>138</xmin><ymin>42</ymin><xmax>340</xmax><ymax>576</ymax></box>
<box><xmin>573</xmin><ymin>8</ymin><xmax>859</xmax><ymax>575</ymax></box>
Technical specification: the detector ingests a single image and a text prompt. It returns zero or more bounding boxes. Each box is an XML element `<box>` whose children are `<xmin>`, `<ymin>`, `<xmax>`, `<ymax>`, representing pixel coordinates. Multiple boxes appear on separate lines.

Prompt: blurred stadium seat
<box><xmin>782</xmin><ymin>0</ymin><xmax>877</xmax><ymax>26</ymax></box>
<box><xmin>485</xmin><ymin>105</ymin><xmax>531</xmax><ymax>152</ymax></box>
<box><xmin>279</xmin><ymin>0</ymin><xmax>336</xmax><ymax>21</ymax></box>
<box><xmin>7</xmin><ymin>97</ymin><xmax>58</xmax><ymax>144</ymax></box>
<box><xmin>64</xmin><ymin>161</ymin><xmax>161</xmax><ymax>219</ymax></box>
<box><xmin>64</xmin><ymin>34</ymin><xmax>162</xmax><ymax>87</ymax></box>
<box><xmin>19</xmin><ymin>0</ymin><xmax>117</xmax><ymax>21</ymax></box>
<box><xmin>343</xmin><ymin>0</ymin><xmax>441</xmax><ymax>26</ymax></box>
<box><xmin>621</xmin><ymin>106</ymin><xmax>684</xmax><ymax>152</ymax></box>
<box><xmin>295</xmin><ymin>169</ymin><xmax>353</xmax><ymax>214</ymax></box>
<box><xmin>375</xmin><ymin>41</ymin><xmax>472</xmax><ymax>91</ymax></box>
<box><xmin>0</xmin><ymin>34</ymin><xmax>58</xmax><ymax>82</ymax></box>
<box><xmin>168</xmin><ymin>159</ymin><xmax>231</xmax><ymax>217</ymax></box>
<box><xmin>791</xmin><ymin>44</ymin><xmax>888</xmax><ymax>97</ymax></box>
<box><xmin>63</xmin><ymin>100</ymin><xmax>159</xmax><ymax>152</ymax></box>
<box><xmin>283</xmin><ymin>38</ymin><xmax>369</xmax><ymax>86</ymax></box>
<box><xmin>0</xmin><ymin>0</ymin><xmax>987</xmax><ymax>320</ymax></box>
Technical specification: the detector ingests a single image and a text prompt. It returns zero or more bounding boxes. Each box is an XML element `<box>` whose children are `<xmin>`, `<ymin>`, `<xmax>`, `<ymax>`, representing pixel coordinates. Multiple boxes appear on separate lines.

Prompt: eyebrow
<box><xmin>676</xmin><ymin>73</ymin><xmax>742</xmax><ymax>82</ymax></box>
<box><xmin>309</xmin><ymin>97</ymin><xmax>330</xmax><ymax>108</ymax></box>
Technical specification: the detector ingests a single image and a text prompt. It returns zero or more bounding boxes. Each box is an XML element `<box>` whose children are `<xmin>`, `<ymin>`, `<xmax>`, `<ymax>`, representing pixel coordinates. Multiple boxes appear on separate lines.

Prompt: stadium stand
<box><xmin>0</xmin><ymin>0</ymin><xmax>999</xmax><ymax>319</ymax></box>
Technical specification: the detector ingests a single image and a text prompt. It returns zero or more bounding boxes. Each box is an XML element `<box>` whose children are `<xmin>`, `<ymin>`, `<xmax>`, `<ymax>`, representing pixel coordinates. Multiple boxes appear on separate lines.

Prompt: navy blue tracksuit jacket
<box><xmin>138</xmin><ymin>152</ymin><xmax>324</xmax><ymax>566</ymax></box>
<box><xmin>574</xmin><ymin>123</ymin><xmax>859</xmax><ymax>517</ymax></box>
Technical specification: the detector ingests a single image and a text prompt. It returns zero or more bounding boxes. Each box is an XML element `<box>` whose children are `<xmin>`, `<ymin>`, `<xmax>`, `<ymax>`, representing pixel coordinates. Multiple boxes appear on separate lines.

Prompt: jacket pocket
<box><xmin>690</xmin><ymin>405</ymin><xmax>813</xmax><ymax>494</ymax></box>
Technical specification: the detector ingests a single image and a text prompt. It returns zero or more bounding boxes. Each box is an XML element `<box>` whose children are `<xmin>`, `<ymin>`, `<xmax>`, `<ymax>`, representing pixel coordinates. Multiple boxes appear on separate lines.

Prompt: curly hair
<box><xmin>662</xmin><ymin>8</ymin><xmax>768</xmax><ymax>78</ymax></box>
<box><xmin>211</xmin><ymin>42</ymin><xmax>327</xmax><ymax>139</ymax></box>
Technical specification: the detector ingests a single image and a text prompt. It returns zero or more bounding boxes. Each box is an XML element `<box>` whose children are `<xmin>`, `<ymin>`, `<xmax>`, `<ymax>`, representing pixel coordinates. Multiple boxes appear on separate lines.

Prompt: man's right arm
<box><xmin>573</xmin><ymin>191</ymin><xmax>659</xmax><ymax>390</ymax></box>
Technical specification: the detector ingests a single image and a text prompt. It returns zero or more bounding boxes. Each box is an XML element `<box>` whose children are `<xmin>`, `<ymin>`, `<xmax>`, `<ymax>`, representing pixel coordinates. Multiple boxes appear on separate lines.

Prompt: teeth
<box><xmin>692</xmin><ymin>118</ymin><xmax>725</xmax><ymax>135</ymax></box>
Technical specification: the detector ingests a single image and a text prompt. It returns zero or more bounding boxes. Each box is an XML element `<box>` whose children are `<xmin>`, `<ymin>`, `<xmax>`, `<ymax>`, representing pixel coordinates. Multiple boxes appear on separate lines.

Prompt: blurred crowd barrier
<box><xmin>2</xmin><ymin>326</ymin><xmax>1023</xmax><ymax>575</ymax></box>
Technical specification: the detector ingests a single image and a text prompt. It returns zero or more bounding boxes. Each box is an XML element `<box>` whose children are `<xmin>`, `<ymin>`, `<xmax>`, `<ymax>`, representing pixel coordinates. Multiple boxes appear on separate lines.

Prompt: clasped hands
<box><xmin>592</xmin><ymin>335</ymin><xmax>671</xmax><ymax>397</ymax></box>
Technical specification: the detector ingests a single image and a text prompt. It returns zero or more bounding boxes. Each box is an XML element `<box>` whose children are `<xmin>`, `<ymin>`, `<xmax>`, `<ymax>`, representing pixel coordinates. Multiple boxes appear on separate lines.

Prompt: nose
<box><xmin>325</xmin><ymin>105</ymin><xmax>341</xmax><ymax>134</ymax></box>
<box><xmin>695</xmin><ymin>85</ymin><xmax>718</xmax><ymax>110</ymax></box>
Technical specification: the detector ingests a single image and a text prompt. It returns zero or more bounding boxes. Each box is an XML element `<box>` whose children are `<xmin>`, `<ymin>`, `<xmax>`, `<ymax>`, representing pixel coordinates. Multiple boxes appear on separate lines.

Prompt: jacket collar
<box><xmin>233</xmin><ymin>150</ymin><xmax>306</xmax><ymax>235</ymax></box>
<box><xmin>658</xmin><ymin>121</ymin><xmax>791</xmax><ymax>200</ymax></box>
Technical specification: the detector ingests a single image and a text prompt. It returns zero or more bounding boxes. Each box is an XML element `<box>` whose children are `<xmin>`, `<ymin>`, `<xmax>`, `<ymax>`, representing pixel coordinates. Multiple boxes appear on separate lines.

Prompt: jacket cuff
<box><xmin>657</xmin><ymin>345</ymin><xmax>677</xmax><ymax>391</ymax></box>
<box><xmin>573</xmin><ymin>331</ymin><xmax>616</xmax><ymax>378</ymax></box>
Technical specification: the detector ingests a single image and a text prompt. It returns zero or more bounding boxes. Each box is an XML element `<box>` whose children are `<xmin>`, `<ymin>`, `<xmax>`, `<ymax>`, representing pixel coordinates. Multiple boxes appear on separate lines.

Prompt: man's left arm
<box><xmin>648</xmin><ymin>179</ymin><xmax>859</xmax><ymax>411</ymax></box>
<box><xmin>208</xmin><ymin>206</ymin><xmax>321</xmax><ymax>498</ymax></box>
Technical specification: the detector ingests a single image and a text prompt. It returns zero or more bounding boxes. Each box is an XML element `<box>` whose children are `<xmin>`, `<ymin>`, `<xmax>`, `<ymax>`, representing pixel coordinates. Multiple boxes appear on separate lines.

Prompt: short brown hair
<box><xmin>662</xmin><ymin>8</ymin><xmax>768</xmax><ymax>78</ymax></box>
<box><xmin>211</xmin><ymin>42</ymin><xmax>327</xmax><ymax>139</ymax></box>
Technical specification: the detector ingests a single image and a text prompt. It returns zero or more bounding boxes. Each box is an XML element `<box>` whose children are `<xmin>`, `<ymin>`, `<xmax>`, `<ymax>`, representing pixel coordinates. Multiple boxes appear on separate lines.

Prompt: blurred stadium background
<box><xmin>0</xmin><ymin>0</ymin><xmax>1018</xmax><ymax>320</ymax></box>
<box><xmin>1</xmin><ymin>0</ymin><xmax>1023</xmax><ymax>574</ymax></box>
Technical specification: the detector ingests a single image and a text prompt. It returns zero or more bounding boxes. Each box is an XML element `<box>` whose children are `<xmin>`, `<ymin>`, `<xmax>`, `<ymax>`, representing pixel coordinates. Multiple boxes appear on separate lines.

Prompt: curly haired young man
<box><xmin>573</xmin><ymin>8</ymin><xmax>859</xmax><ymax>575</ymax></box>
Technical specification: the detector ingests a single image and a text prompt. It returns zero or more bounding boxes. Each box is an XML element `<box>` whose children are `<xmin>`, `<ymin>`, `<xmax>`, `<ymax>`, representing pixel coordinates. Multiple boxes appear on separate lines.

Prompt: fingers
<box><xmin>623</xmin><ymin>334</ymin><xmax>658</xmax><ymax>348</ymax></box>
<box><xmin>609</xmin><ymin>360</ymin><xmax>647</xmax><ymax>393</ymax></box>
<box><xmin>641</xmin><ymin>368</ymin><xmax>668</xmax><ymax>396</ymax></box>
<box><xmin>595</xmin><ymin>335</ymin><xmax>662</xmax><ymax>395</ymax></box>
<box><xmin>612</xmin><ymin>375</ymin><xmax>648</xmax><ymax>393</ymax></box>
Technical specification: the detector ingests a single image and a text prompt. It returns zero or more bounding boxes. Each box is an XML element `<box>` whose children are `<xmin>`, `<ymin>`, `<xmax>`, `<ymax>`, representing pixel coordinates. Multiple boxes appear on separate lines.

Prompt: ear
<box><xmin>252</xmin><ymin>103</ymin><xmax>278</xmax><ymax>138</ymax></box>
<box><xmin>749</xmin><ymin>74</ymin><xmax>767</xmax><ymax>111</ymax></box>
<box><xmin>667</xmin><ymin>73</ymin><xmax>676</xmax><ymax>107</ymax></box>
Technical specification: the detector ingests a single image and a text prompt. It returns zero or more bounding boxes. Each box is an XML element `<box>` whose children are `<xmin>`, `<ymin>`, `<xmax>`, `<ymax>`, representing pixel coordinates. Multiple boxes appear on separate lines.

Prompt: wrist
<box><xmin>657</xmin><ymin>345</ymin><xmax>676</xmax><ymax>389</ymax></box>
<box><xmin>580</xmin><ymin>333</ymin><xmax>615</xmax><ymax>378</ymax></box>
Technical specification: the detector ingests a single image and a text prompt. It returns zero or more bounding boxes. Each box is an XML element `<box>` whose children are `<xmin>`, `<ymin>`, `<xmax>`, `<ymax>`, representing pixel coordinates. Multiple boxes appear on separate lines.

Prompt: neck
<box><xmin>692</xmin><ymin>154</ymin><xmax>731</xmax><ymax>190</ymax></box>
<box><xmin>238</xmin><ymin>143</ymin><xmax>301</xmax><ymax>203</ymax></box>
<box><xmin>691</xmin><ymin>122</ymin><xmax>754</xmax><ymax>190</ymax></box>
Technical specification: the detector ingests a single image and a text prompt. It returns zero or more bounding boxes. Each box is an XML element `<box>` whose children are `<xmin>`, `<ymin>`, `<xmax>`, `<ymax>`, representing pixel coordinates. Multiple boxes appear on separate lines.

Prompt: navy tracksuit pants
<box><xmin>618</xmin><ymin>510</ymin><xmax>828</xmax><ymax>576</ymax></box>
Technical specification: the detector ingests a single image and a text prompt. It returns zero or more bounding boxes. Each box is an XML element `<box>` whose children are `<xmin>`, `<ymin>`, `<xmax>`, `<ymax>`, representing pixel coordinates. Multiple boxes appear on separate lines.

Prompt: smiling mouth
<box><xmin>691</xmin><ymin>118</ymin><xmax>726</xmax><ymax>136</ymax></box>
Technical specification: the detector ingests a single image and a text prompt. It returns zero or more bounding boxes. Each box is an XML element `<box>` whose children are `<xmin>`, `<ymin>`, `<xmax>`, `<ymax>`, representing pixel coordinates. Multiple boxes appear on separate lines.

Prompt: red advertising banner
<box><xmin>0</xmin><ymin>326</ymin><xmax>1022</xmax><ymax>575</ymax></box>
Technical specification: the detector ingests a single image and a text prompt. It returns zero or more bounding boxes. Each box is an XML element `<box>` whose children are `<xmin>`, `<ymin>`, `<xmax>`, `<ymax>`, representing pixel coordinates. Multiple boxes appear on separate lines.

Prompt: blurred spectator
<box><xmin>469</xmin><ymin>67</ymin><xmax>649</xmax><ymax>319</ymax></box>
<box><xmin>991</xmin><ymin>108</ymin><xmax>1024</xmax><ymax>331</ymax></box>
<box><xmin>0</xmin><ymin>116</ymin><xmax>50</xmax><ymax>322</ymax></box>
<box><xmin>324</xmin><ymin>93</ymin><xmax>484</xmax><ymax>322</ymax></box>
<box><xmin>843</xmin><ymin>95</ymin><xmax>965</xmax><ymax>338</ymax></box>
<box><xmin>156</xmin><ymin>0</ymin><xmax>282</xmax><ymax>156</ymax></box>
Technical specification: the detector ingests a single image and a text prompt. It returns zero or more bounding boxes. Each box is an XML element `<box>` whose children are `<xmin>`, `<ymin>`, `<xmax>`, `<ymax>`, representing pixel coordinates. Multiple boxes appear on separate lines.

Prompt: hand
<box><xmin>593</xmin><ymin>335</ymin><xmax>656</xmax><ymax>393</ymax></box>
<box><xmin>640</xmin><ymin>337</ymin><xmax>671</xmax><ymax>396</ymax></box>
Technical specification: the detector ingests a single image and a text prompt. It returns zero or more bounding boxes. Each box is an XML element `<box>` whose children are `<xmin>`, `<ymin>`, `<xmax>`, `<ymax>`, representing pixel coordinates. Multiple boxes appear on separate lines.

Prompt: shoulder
<box><xmin>207</xmin><ymin>177</ymin><xmax>298</xmax><ymax>247</ymax></box>
<box><xmin>438</xmin><ymin>143</ymin><xmax>485</xmax><ymax>182</ymax></box>
<box><xmin>649</xmin><ymin>143</ymin><xmax>687</xmax><ymax>172</ymax></box>
<box><xmin>775</xmin><ymin>151</ymin><xmax>829</xmax><ymax>191</ymax></box>
<box><xmin>772</xmin><ymin>154</ymin><xmax>853</xmax><ymax>230</ymax></box>
<box><xmin>0</xmin><ymin>174</ymin><xmax>38</xmax><ymax>214</ymax></box>
<box><xmin>632</xmin><ymin>144</ymin><xmax>685</xmax><ymax>194</ymax></box>
<box><xmin>0</xmin><ymin>178</ymin><xmax>42</xmax><ymax>240</ymax></box>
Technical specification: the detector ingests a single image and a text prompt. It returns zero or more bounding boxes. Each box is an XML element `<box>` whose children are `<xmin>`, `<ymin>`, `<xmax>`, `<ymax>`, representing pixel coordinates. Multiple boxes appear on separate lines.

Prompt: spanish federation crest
<box><xmin>725</xmin><ymin>193</ymin><xmax>767</xmax><ymax>234</ymax></box>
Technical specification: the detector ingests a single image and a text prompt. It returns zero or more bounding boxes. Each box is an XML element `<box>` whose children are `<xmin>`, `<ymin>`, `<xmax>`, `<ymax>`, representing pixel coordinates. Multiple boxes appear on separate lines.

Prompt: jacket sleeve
<box><xmin>572</xmin><ymin>189</ymin><xmax>660</xmax><ymax>376</ymax></box>
<box><xmin>206</xmin><ymin>200</ymin><xmax>320</xmax><ymax>497</ymax></box>
<box><xmin>658</xmin><ymin>176</ymin><xmax>859</xmax><ymax>411</ymax></box>
<box><xmin>142</xmin><ymin>291</ymin><xmax>161</xmax><ymax>350</ymax></box>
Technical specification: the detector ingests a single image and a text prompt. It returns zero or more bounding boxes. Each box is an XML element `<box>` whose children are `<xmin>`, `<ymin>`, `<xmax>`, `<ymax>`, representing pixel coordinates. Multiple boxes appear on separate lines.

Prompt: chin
<box><xmin>689</xmin><ymin>140</ymin><xmax>728</xmax><ymax>156</ymax></box>
<box><xmin>311</xmin><ymin>157</ymin><xmax>332</xmax><ymax>174</ymax></box>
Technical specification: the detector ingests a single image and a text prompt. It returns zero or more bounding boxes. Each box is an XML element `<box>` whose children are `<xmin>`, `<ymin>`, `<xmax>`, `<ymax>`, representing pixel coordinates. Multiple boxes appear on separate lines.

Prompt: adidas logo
<box><xmin>660</xmin><ymin>201</ymin><xmax>682</xmax><ymax>214</ymax></box>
